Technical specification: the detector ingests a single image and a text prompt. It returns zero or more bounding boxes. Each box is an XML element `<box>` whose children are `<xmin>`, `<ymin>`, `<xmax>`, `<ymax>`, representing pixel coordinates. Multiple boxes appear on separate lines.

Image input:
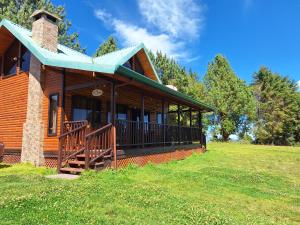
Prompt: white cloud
<box><xmin>297</xmin><ymin>80</ymin><xmax>300</xmax><ymax>90</ymax></box>
<box><xmin>94</xmin><ymin>9</ymin><xmax>111</xmax><ymax>22</ymax></box>
<box><xmin>138</xmin><ymin>0</ymin><xmax>205</xmax><ymax>39</ymax></box>
<box><xmin>184</xmin><ymin>54</ymin><xmax>202</xmax><ymax>63</ymax></box>
<box><xmin>113</xmin><ymin>20</ymin><xmax>186</xmax><ymax>59</ymax></box>
<box><xmin>93</xmin><ymin>0</ymin><xmax>206</xmax><ymax>60</ymax></box>
<box><xmin>94</xmin><ymin>9</ymin><xmax>188</xmax><ymax>59</ymax></box>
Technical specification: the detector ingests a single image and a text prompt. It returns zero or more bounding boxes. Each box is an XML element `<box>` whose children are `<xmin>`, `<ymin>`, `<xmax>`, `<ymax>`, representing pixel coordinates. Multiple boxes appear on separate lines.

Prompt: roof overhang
<box><xmin>116</xmin><ymin>65</ymin><xmax>215</xmax><ymax>112</ymax></box>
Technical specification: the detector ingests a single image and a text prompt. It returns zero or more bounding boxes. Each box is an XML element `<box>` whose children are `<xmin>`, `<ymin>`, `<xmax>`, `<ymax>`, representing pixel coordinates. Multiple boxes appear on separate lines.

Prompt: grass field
<box><xmin>0</xmin><ymin>142</ymin><xmax>299</xmax><ymax>224</ymax></box>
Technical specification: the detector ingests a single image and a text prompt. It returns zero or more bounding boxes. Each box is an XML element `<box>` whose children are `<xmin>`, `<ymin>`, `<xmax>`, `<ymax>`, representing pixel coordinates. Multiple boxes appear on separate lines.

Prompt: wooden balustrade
<box><xmin>116</xmin><ymin>119</ymin><xmax>203</xmax><ymax>148</ymax></box>
<box><xmin>58</xmin><ymin>119</ymin><xmax>205</xmax><ymax>171</ymax></box>
<box><xmin>58</xmin><ymin>120</ymin><xmax>88</xmax><ymax>170</ymax></box>
<box><xmin>85</xmin><ymin>123</ymin><xmax>113</xmax><ymax>169</ymax></box>
<box><xmin>63</xmin><ymin>120</ymin><xmax>88</xmax><ymax>133</ymax></box>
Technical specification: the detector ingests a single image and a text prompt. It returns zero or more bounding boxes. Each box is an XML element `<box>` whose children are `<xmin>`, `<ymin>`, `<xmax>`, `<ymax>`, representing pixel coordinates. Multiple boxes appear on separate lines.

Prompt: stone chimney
<box><xmin>30</xmin><ymin>10</ymin><xmax>61</xmax><ymax>52</ymax></box>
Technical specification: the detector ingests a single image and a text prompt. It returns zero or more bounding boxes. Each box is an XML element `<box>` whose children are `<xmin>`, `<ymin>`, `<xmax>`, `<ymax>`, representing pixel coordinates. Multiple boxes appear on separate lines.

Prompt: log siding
<box><xmin>0</xmin><ymin>71</ymin><xmax>29</xmax><ymax>150</ymax></box>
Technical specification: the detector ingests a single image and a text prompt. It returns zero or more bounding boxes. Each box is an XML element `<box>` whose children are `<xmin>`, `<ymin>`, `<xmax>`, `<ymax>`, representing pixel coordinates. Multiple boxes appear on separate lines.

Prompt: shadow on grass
<box><xmin>0</xmin><ymin>164</ymin><xmax>11</xmax><ymax>169</ymax></box>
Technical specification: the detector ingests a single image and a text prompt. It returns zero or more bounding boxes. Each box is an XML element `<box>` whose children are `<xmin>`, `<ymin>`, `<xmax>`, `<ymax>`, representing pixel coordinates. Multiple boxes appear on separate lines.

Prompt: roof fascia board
<box><xmin>140</xmin><ymin>44</ymin><xmax>162</xmax><ymax>84</ymax></box>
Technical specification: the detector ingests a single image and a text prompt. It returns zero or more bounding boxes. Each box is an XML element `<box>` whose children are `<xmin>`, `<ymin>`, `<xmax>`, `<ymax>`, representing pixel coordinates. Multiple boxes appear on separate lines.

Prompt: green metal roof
<box><xmin>0</xmin><ymin>18</ymin><xmax>214</xmax><ymax>111</ymax></box>
<box><xmin>94</xmin><ymin>43</ymin><xmax>161</xmax><ymax>83</ymax></box>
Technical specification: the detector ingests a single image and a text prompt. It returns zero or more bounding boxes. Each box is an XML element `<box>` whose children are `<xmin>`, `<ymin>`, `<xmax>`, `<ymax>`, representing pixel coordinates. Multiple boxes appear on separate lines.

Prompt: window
<box><xmin>48</xmin><ymin>94</ymin><xmax>59</xmax><ymax>135</ymax></box>
<box><xmin>72</xmin><ymin>96</ymin><xmax>101</xmax><ymax>129</ymax></box>
<box><xmin>157</xmin><ymin>112</ymin><xmax>167</xmax><ymax>124</ymax></box>
<box><xmin>20</xmin><ymin>45</ymin><xmax>31</xmax><ymax>72</ymax></box>
<box><xmin>134</xmin><ymin>57</ymin><xmax>144</xmax><ymax>75</ymax></box>
<box><xmin>131</xmin><ymin>108</ymin><xmax>150</xmax><ymax>123</ymax></box>
<box><xmin>107</xmin><ymin>103</ymin><xmax>128</xmax><ymax>122</ymax></box>
<box><xmin>123</xmin><ymin>57</ymin><xmax>145</xmax><ymax>75</ymax></box>
<box><xmin>117</xmin><ymin>105</ymin><xmax>128</xmax><ymax>120</ymax></box>
<box><xmin>4</xmin><ymin>41</ymin><xmax>18</xmax><ymax>76</ymax></box>
<box><xmin>123</xmin><ymin>59</ymin><xmax>132</xmax><ymax>69</ymax></box>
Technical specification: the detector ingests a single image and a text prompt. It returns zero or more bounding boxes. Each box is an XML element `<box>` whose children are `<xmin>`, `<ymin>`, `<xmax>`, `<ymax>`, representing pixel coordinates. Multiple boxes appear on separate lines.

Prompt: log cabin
<box><xmin>0</xmin><ymin>10</ymin><xmax>214</xmax><ymax>174</ymax></box>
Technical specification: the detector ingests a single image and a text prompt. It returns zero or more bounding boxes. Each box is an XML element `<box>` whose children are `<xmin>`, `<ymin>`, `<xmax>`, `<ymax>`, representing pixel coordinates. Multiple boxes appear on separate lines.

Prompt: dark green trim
<box><xmin>116</xmin><ymin>65</ymin><xmax>216</xmax><ymax>111</ymax></box>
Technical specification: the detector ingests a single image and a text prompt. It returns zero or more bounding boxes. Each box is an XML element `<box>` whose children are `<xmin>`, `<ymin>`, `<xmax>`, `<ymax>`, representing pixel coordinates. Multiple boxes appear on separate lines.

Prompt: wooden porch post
<box><xmin>189</xmin><ymin>108</ymin><xmax>192</xmax><ymax>144</ymax></box>
<box><xmin>162</xmin><ymin>100</ymin><xmax>165</xmax><ymax>147</ymax></box>
<box><xmin>57</xmin><ymin>68</ymin><xmax>66</xmax><ymax>172</ymax></box>
<box><xmin>189</xmin><ymin>108</ymin><xmax>192</xmax><ymax>126</ymax></box>
<box><xmin>177</xmin><ymin>104</ymin><xmax>181</xmax><ymax>145</ymax></box>
<box><xmin>140</xmin><ymin>94</ymin><xmax>145</xmax><ymax>148</ymax></box>
<box><xmin>111</xmin><ymin>82</ymin><xmax>117</xmax><ymax>169</ymax></box>
<box><xmin>198</xmin><ymin>111</ymin><xmax>203</xmax><ymax>146</ymax></box>
<box><xmin>60</xmin><ymin>69</ymin><xmax>66</xmax><ymax>134</ymax></box>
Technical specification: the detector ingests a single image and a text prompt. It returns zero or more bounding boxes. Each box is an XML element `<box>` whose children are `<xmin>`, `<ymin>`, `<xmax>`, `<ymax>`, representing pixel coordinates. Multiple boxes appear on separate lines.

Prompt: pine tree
<box><xmin>252</xmin><ymin>67</ymin><xmax>299</xmax><ymax>145</ymax></box>
<box><xmin>204</xmin><ymin>54</ymin><xmax>256</xmax><ymax>141</ymax></box>
<box><xmin>94</xmin><ymin>36</ymin><xmax>118</xmax><ymax>57</ymax></box>
<box><xmin>0</xmin><ymin>0</ymin><xmax>85</xmax><ymax>53</ymax></box>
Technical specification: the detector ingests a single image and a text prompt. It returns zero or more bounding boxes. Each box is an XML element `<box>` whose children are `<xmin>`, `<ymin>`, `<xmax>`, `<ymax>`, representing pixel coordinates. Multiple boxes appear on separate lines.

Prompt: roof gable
<box><xmin>94</xmin><ymin>43</ymin><xmax>161</xmax><ymax>83</ymax></box>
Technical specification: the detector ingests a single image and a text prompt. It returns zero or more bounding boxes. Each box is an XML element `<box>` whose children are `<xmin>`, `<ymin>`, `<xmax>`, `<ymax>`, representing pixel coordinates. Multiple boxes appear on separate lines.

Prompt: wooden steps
<box><xmin>59</xmin><ymin>149</ymin><xmax>113</xmax><ymax>175</ymax></box>
<box><xmin>60</xmin><ymin>167</ymin><xmax>84</xmax><ymax>174</ymax></box>
<box><xmin>68</xmin><ymin>160</ymin><xmax>88</xmax><ymax>166</ymax></box>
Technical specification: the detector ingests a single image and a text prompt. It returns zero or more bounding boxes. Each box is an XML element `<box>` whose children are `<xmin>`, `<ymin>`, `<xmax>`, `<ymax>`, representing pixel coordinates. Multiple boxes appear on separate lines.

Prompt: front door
<box><xmin>72</xmin><ymin>95</ymin><xmax>101</xmax><ymax>130</ymax></box>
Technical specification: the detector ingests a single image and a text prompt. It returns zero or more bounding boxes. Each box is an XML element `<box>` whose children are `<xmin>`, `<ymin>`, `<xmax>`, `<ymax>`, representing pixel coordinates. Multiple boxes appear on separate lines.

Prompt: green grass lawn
<box><xmin>0</xmin><ymin>143</ymin><xmax>300</xmax><ymax>224</ymax></box>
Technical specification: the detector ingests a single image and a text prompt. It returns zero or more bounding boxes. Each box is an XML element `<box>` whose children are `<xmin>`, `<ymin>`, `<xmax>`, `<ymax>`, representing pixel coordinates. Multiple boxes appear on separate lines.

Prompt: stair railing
<box><xmin>63</xmin><ymin>120</ymin><xmax>88</xmax><ymax>133</ymax></box>
<box><xmin>58</xmin><ymin>120</ymin><xmax>88</xmax><ymax>171</ymax></box>
<box><xmin>85</xmin><ymin>123</ymin><xmax>113</xmax><ymax>169</ymax></box>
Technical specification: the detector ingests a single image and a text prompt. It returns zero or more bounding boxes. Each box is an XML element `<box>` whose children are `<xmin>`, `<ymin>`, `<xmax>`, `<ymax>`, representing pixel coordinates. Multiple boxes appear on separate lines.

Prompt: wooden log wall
<box><xmin>0</xmin><ymin>71</ymin><xmax>29</xmax><ymax>150</ymax></box>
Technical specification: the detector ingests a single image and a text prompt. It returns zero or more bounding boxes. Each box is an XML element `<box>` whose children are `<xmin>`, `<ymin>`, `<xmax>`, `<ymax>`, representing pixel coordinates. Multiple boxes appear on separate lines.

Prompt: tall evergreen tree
<box><xmin>252</xmin><ymin>67</ymin><xmax>299</xmax><ymax>145</ymax></box>
<box><xmin>204</xmin><ymin>54</ymin><xmax>256</xmax><ymax>141</ymax></box>
<box><xmin>0</xmin><ymin>0</ymin><xmax>85</xmax><ymax>53</ymax></box>
<box><xmin>149</xmin><ymin>51</ymin><xmax>207</xmax><ymax>127</ymax></box>
<box><xmin>94</xmin><ymin>36</ymin><xmax>118</xmax><ymax>57</ymax></box>
<box><xmin>295</xmin><ymin>92</ymin><xmax>300</xmax><ymax>143</ymax></box>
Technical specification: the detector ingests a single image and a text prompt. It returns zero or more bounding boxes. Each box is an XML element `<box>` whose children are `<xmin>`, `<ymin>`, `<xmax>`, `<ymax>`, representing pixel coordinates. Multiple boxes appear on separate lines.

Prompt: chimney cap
<box><xmin>31</xmin><ymin>9</ymin><xmax>61</xmax><ymax>23</ymax></box>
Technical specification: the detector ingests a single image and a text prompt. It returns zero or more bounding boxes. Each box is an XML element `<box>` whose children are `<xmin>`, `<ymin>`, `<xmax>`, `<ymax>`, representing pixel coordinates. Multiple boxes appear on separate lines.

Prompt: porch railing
<box><xmin>58</xmin><ymin>120</ymin><xmax>88</xmax><ymax>170</ymax></box>
<box><xmin>116</xmin><ymin>119</ymin><xmax>204</xmax><ymax>148</ymax></box>
<box><xmin>58</xmin><ymin>119</ymin><xmax>206</xmax><ymax>170</ymax></box>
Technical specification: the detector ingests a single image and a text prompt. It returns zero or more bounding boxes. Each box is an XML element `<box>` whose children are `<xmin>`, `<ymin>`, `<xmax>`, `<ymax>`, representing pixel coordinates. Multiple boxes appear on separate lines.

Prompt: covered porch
<box><xmin>57</xmin><ymin>65</ymin><xmax>212</xmax><ymax>172</ymax></box>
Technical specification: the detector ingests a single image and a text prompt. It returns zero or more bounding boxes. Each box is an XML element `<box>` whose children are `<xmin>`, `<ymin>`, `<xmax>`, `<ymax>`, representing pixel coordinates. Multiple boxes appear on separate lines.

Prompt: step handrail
<box><xmin>58</xmin><ymin>120</ymin><xmax>88</xmax><ymax>171</ymax></box>
<box><xmin>85</xmin><ymin>123</ymin><xmax>113</xmax><ymax>169</ymax></box>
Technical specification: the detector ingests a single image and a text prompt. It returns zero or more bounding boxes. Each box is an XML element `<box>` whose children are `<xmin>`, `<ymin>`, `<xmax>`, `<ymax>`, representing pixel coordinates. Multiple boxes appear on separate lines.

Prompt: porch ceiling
<box><xmin>115</xmin><ymin>66</ymin><xmax>215</xmax><ymax>112</ymax></box>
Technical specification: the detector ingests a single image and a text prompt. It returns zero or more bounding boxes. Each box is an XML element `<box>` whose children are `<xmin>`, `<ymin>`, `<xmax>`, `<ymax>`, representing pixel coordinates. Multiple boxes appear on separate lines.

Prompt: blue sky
<box><xmin>52</xmin><ymin>0</ymin><xmax>300</xmax><ymax>87</ymax></box>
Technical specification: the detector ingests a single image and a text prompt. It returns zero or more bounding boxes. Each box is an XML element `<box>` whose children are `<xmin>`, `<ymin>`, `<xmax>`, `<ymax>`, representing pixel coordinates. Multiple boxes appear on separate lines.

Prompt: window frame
<box><xmin>71</xmin><ymin>95</ymin><xmax>102</xmax><ymax>129</ymax></box>
<box><xmin>48</xmin><ymin>93</ymin><xmax>59</xmax><ymax>136</ymax></box>
<box><xmin>19</xmin><ymin>44</ymin><xmax>31</xmax><ymax>73</ymax></box>
<box><xmin>1</xmin><ymin>41</ymin><xmax>31</xmax><ymax>79</ymax></box>
<box><xmin>3</xmin><ymin>39</ymin><xmax>19</xmax><ymax>78</ymax></box>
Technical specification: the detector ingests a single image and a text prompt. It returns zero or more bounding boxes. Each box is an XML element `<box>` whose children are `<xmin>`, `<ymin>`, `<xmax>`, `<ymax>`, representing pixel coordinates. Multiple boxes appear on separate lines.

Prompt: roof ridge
<box><xmin>94</xmin><ymin>43</ymin><xmax>142</xmax><ymax>59</ymax></box>
<box><xmin>57</xmin><ymin>44</ymin><xmax>90</xmax><ymax>58</ymax></box>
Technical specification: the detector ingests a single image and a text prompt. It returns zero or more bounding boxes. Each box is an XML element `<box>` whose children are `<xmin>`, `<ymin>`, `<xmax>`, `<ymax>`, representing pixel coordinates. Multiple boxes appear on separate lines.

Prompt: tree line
<box><xmin>2</xmin><ymin>0</ymin><xmax>299</xmax><ymax>145</ymax></box>
<box><xmin>94</xmin><ymin>37</ymin><xmax>300</xmax><ymax>146</ymax></box>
